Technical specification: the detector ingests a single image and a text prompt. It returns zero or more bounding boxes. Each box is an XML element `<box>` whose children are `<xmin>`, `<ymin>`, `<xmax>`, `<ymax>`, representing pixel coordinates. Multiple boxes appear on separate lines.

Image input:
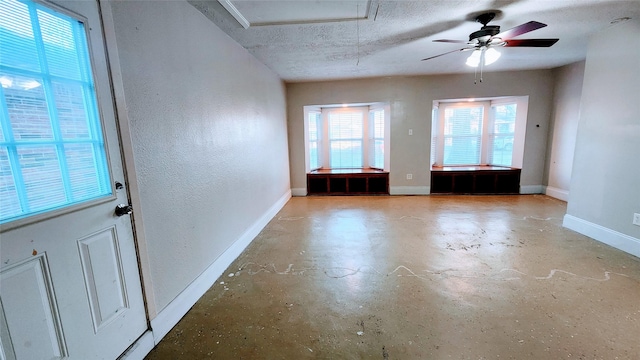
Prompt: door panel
<box><xmin>0</xmin><ymin>254</ymin><xmax>66</xmax><ymax>359</ymax></box>
<box><xmin>77</xmin><ymin>226</ymin><xmax>128</xmax><ymax>333</ymax></box>
<box><xmin>0</xmin><ymin>1</ymin><xmax>147</xmax><ymax>359</ymax></box>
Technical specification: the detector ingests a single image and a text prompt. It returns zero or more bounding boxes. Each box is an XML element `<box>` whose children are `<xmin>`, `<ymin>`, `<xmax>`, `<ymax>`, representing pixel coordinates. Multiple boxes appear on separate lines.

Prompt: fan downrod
<box><xmin>475</xmin><ymin>12</ymin><xmax>496</xmax><ymax>27</ymax></box>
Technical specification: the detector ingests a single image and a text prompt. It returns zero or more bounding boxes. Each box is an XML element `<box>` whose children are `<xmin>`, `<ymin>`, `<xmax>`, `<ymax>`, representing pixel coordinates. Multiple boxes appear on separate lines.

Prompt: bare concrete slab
<box><xmin>146</xmin><ymin>195</ymin><xmax>640</xmax><ymax>359</ymax></box>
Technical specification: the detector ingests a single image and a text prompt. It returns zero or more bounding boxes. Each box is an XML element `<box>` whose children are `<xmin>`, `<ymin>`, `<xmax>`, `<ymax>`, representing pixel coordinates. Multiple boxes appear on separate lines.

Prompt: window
<box><xmin>307</xmin><ymin>111</ymin><xmax>321</xmax><ymax>170</ymax></box>
<box><xmin>305</xmin><ymin>104</ymin><xmax>389</xmax><ymax>171</ymax></box>
<box><xmin>431</xmin><ymin>97</ymin><xmax>528</xmax><ymax>168</ymax></box>
<box><xmin>0</xmin><ymin>0</ymin><xmax>111</xmax><ymax>223</ymax></box>
<box><xmin>488</xmin><ymin>103</ymin><xmax>517</xmax><ymax>166</ymax></box>
<box><xmin>443</xmin><ymin>104</ymin><xmax>484</xmax><ymax>165</ymax></box>
<box><xmin>328</xmin><ymin>110</ymin><xmax>363</xmax><ymax>168</ymax></box>
<box><xmin>369</xmin><ymin>108</ymin><xmax>384</xmax><ymax>169</ymax></box>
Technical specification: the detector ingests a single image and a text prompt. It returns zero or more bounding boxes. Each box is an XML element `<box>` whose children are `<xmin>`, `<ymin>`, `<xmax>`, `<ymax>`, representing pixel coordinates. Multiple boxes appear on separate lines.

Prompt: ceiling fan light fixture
<box><xmin>466</xmin><ymin>47</ymin><xmax>501</xmax><ymax>67</ymax></box>
<box><xmin>484</xmin><ymin>47</ymin><xmax>501</xmax><ymax>65</ymax></box>
<box><xmin>465</xmin><ymin>49</ymin><xmax>481</xmax><ymax>67</ymax></box>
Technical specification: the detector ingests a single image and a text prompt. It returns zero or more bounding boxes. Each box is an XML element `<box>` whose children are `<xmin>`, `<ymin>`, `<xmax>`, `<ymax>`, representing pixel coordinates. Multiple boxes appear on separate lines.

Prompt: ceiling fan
<box><xmin>422</xmin><ymin>12</ymin><xmax>559</xmax><ymax>81</ymax></box>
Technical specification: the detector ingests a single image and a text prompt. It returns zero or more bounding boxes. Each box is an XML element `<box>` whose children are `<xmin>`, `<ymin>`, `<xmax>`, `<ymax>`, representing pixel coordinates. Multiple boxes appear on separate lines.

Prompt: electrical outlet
<box><xmin>406</xmin><ymin>174</ymin><xmax>413</xmax><ymax>180</ymax></box>
<box><xmin>633</xmin><ymin>213</ymin><xmax>640</xmax><ymax>226</ymax></box>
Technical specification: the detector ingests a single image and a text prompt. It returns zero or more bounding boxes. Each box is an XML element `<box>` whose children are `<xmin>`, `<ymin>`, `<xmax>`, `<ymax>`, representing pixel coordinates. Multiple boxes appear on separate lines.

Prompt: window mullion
<box><xmin>0</xmin><ymin>65</ymin><xmax>89</xmax><ymax>88</ymax></box>
<box><xmin>29</xmin><ymin>4</ymin><xmax>74</xmax><ymax>202</ymax></box>
<box><xmin>0</xmin><ymin>138</ymin><xmax>98</xmax><ymax>147</ymax></box>
<box><xmin>0</xmin><ymin>86</ymin><xmax>30</xmax><ymax>213</ymax></box>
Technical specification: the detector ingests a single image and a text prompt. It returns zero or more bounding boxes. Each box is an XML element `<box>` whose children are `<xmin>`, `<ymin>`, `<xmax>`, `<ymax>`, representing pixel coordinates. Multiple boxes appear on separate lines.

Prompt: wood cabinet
<box><xmin>307</xmin><ymin>169</ymin><xmax>389</xmax><ymax>195</ymax></box>
<box><xmin>430</xmin><ymin>166</ymin><xmax>521</xmax><ymax>194</ymax></box>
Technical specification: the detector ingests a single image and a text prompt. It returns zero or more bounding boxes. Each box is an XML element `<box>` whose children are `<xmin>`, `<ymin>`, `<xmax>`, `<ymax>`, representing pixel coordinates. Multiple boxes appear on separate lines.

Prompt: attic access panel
<box><xmin>219</xmin><ymin>0</ymin><xmax>373</xmax><ymax>28</ymax></box>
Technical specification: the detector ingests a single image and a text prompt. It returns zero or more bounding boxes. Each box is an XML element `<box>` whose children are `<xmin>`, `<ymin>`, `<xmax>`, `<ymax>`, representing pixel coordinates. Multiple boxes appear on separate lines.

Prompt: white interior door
<box><xmin>0</xmin><ymin>0</ymin><xmax>147</xmax><ymax>359</ymax></box>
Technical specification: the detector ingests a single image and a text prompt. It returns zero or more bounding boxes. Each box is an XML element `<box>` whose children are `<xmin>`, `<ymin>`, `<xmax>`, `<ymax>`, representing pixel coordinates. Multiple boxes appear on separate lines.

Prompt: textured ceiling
<box><xmin>189</xmin><ymin>0</ymin><xmax>640</xmax><ymax>82</ymax></box>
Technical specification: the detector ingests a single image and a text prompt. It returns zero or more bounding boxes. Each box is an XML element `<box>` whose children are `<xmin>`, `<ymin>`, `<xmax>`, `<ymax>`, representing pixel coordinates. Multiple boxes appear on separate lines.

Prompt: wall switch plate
<box><xmin>406</xmin><ymin>174</ymin><xmax>412</xmax><ymax>180</ymax></box>
<box><xmin>633</xmin><ymin>213</ymin><xmax>640</xmax><ymax>226</ymax></box>
<box><xmin>408</xmin><ymin>129</ymin><xmax>413</xmax><ymax>135</ymax></box>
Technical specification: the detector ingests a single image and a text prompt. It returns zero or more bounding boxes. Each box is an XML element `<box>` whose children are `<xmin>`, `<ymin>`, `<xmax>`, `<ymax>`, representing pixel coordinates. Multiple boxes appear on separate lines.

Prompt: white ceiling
<box><xmin>189</xmin><ymin>0</ymin><xmax>640</xmax><ymax>82</ymax></box>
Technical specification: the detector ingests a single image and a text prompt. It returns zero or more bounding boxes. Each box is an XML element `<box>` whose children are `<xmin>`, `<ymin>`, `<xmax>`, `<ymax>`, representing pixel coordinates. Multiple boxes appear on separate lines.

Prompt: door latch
<box><xmin>114</xmin><ymin>204</ymin><xmax>133</xmax><ymax>217</ymax></box>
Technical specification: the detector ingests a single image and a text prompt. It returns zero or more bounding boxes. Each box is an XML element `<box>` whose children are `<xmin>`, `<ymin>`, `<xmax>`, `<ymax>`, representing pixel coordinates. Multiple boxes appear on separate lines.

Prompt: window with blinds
<box><xmin>489</xmin><ymin>103</ymin><xmax>517</xmax><ymax>166</ymax></box>
<box><xmin>308</xmin><ymin>111</ymin><xmax>321</xmax><ymax>170</ymax></box>
<box><xmin>329</xmin><ymin>110</ymin><xmax>363</xmax><ymax>168</ymax></box>
<box><xmin>432</xmin><ymin>99</ymin><xmax>524</xmax><ymax>168</ymax></box>
<box><xmin>369</xmin><ymin>108</ymin><xmax>384</xmax><ymax>169</ymax></box>
<box><xmin>443</xmin><ymin>105</ymin><xmax>484</xmax><ymax>165</ymax></box>
<box><xmin>0</xmin><ymin>0</ymin><xmax>111</xmax><ymax>223</ymax></box>
<box><xmin>305</xmin><ymin>105</ymin><xmax>387</xmax><ymax>171</ymax></box>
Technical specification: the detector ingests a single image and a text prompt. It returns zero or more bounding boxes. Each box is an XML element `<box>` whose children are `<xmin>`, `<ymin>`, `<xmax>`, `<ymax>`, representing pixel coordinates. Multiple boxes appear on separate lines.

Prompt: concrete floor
<box><xmin>146</xmin><ymin>195</ymin><xmax>640</xmax><ymax>359</ymax></box>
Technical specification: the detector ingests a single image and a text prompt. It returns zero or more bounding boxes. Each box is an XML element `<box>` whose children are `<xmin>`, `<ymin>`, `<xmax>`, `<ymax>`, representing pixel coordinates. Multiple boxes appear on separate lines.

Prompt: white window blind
<box><xmin>369</xmin><ymin>108</ymin><xmax>384</xmax><ymax>169</ymax></box>
<box><xmin>307</xmin><ymin>111</ymin><xmax>321</xmax><ymax>170</ymax></box>
<box><xmin>328</xmin><ymin>110</ymin><xmax>363</xmax><ymax>168</ymax></box>
<box><xmin>0</xmin><ymin>0</ymin><xmax>111</xmax><ymax>223</ymax></box>
<box><xmin>489</xmin><ymin>103</ymin><xmax>517</xmax><ymax>166</ymax></box>
<box><xmin>443</xmin><ymin>105</ymin><xmax>483</xmax><ymax>165</ymax></box>
<box><xmin>430</xmin><ymin>107</ymin><xmax>438</xmax><ymax>165</ymax></box>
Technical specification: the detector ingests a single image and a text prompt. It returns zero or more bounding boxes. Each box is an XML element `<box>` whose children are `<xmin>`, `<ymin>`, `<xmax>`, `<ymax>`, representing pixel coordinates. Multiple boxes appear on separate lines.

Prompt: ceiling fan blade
<box><xmin>504</xmin><ymin>39</ymin><xmax>559</xmax><ymax>47</ymax></box>
<box><xmin>421</xmin><ymin>48</ymin><xmax>473</xmax><ymax>61</ymax></box>
<box><xmin>433</xmin><ymin>39</ymin><xmax>468</xmax><ymax>44</ymax></box>
<box><xmin>496</xmin><ymin>21</ymin><xmax>547</xmax><ymax>40</ymax></box>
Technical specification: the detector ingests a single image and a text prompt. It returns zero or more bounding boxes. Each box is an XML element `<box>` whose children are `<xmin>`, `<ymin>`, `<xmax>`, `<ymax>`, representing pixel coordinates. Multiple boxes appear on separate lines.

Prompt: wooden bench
<box><xmin>430</xmin><ymin>166</ymin><xmax>521</xmax><ymax>194</ymax></box>
<box><xmin>307</xmin><ymin>169</ymin><xmax>389</xmax><ymax>195</ymax></box>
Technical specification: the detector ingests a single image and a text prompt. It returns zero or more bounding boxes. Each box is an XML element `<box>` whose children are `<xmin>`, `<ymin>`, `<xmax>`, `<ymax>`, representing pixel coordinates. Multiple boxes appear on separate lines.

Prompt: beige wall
<box><xmin>287</xmin><ymin>70</ymin><xmax>555</xmax><ymax>194</ymax></box>
<box><xmin>566</xmin><ymin>19</ymin><xmax>640</xmax><ymax>242</ymax></box>
<box><xmin>544</xmin><ymin>61</ymin><xmax>585</xmax><ymax>200</ymax></box>
<box><xmin>109</xmin><ymin>0</ymin><xmax>290</xmax><ymax>313</ymax></box>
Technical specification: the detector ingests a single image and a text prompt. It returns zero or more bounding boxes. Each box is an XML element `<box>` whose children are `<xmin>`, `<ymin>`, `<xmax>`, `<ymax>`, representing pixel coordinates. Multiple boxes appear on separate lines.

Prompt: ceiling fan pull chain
<box><xmin>474</xmin><ymin>64</ymin><xmax>478</xmax><ymax>84</ymax></box>
<box><xmin>480</xmin><ymin>50</ymin><xmax>485</xmax><ymax>83</ymax></box>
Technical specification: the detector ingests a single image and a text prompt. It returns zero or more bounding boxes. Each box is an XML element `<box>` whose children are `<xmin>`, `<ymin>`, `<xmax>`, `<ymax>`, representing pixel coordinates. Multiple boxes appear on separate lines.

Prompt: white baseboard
<box><xmin>148</xmin><ymin>190</ymin><xmax>291</xmax><ymax>345</ymax></box>
<box><xmin>390</xmin><ymin>186</ymin><xmax>430</xmax><ymax>195</ymax></box>
<box><xmin>544</xmin><ymin>186</ymin><xmax>569</xmax><ymax>201</ymax></box>
<box><xmin>291</xmin><ymin>187</ymin><xmax>307</xmax><ymax>197</ymax></box>
<box><xmin>120</xmin><ymin>330</ymin><xmax>155</xmax><ymax>360</ymax></box>
<box><xmin>563</xmin><ymin>214</ymin><xmax>640</xmax><ymax>258</ymax></box>
<box><xmin>520</xmin><ymin>185</ymin><xmax>543</xmax><ymax>194</ymax></box>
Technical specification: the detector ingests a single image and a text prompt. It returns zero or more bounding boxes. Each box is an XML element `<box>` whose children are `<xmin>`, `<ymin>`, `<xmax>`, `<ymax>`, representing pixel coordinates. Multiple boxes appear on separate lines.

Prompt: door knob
<box><xmin>115</xmin><ymin>204</ymin><xmax>133</xmax><ymax>217</ymax></box>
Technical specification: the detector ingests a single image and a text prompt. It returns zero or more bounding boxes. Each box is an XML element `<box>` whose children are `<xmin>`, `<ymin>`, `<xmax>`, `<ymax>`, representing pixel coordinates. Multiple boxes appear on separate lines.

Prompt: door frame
<box><xmin>97</xmin><ymin>1</ymin><xmax>159</xmax><ymax>356</ymax></box>
<box><xmin>96</xmin><ymin>0</ymin><xmax>156</xmax><ymax>325</ymax></box>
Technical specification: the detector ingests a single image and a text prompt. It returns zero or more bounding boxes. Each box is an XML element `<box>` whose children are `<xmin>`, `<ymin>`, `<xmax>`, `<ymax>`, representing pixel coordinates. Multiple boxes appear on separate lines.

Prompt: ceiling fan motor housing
<box><xmin>469</xmin><ymin>25</ymin><xmax>500</xmax><ymax>42</ymax></box>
